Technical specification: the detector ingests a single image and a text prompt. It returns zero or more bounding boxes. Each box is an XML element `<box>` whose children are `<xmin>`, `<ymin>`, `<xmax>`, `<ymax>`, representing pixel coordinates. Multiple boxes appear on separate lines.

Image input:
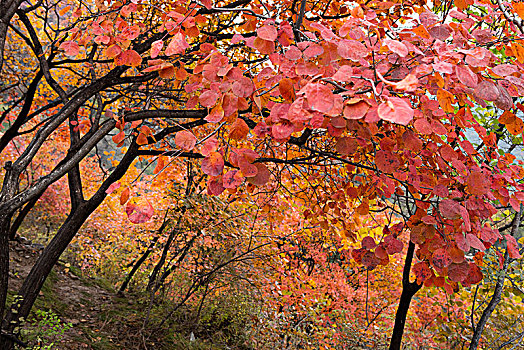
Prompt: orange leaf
<box><xmin>112</xmin><ymin>131</ymin><xmax>125</xmax><ymax>144</ymax></box>
<box><xmin>59</xmin><ymin>5</ymin><xmax>71</xmax><ymax>16</ymax></box>
<box><xmin>436</xmin><ymin>89</ymin><xmax>455</xmax><ymax>113</ymax></box>
<box><xmin>279</xmin><ymin>78</ymin><xmax>295</xmax><ymax>101</ymax></box>
<box><xmin>514</xmin><ymin>3</ymin><xmax>524</xmax><ymax>20</ymax></box>
<box><xmin>120</xmin><ymin>187</ymin><xmax>130</xmax><ymax>205</ymax></box>
<box><xmin>136</xmin><ymin>133</ymin><xmax>148</xmax><ymax>145</ymax></box>
<box><xmin>153</xmin><ymin>157</ymin><xmax>165</xmax><ymax>174</ymax></box>
<box><xmin>228</xmin><ymin>118</ymin><xmax>249</xmax><ymax>140</ymax></box>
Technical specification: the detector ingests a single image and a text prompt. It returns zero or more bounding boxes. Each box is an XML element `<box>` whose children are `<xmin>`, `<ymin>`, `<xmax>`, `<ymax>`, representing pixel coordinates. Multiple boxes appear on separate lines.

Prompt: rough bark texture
<box><xmin>0</xmin><ymin>144</ymin><xmax>139</xmax><ymax>349</ymax></box>
<box><xmin>469</xmin><ymin>206</ymin><xmax>523</xmax><ymax>349</ymax></box>
<box><xmin>389</xmin><ymin>241</ymin><xmax>422</xmax><ymax>350</ymax></box>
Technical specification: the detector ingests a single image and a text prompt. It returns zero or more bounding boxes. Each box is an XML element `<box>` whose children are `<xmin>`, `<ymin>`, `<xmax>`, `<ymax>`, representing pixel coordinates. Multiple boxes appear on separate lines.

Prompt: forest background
<box><xmin>2</xmin><ymin>0</ymin><xmax>524</xmax><ymax>348</ymax></box>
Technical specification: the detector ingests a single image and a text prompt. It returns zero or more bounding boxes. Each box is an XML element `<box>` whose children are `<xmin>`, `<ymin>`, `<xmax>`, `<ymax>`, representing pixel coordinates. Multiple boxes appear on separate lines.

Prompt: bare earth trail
<box><xmin>9</xmin><ymin>240</ymin><xmax>146</xmax><ymax>350</ymax></box>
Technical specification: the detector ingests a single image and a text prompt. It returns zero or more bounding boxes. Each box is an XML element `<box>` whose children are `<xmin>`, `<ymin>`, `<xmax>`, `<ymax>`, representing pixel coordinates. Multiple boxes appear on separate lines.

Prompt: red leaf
<box><xmin>332</xmin><ymin>66</ymin><xmax>353</xmax><ymax>82</ymax></box>
<box><xmin>201</xmin><ymin>137</ymin><xmax>218</xmax><ymax>156</ymax></box>
<box><xmin>165</xmin><ymin>33</ymin><xmax>189</xmax><ymax>56</ymax></box>
<box><xmin>202</xmin><ymin>152</ymin><xmax>224</xmax><ymax>176</ymax></box>
<box><xmin>506</xmin><ymin>234</ymin><xmax>522</xmax><ymax>259</ymax></box>
<box><xmin>377</xmin><ymin>97</ymin><xmax>414</xmax><ymax>125</ymax></box>
<box><xmin>60</xmin><ymin>41</ymin><xmax>80</xmax><ymax>56</ymax></box>
<box><xmin>175</xmin><ymin>130</ymin><xmax>197</xmax><ymax>151</ymax></box>
<box><xmin>374</xmin><ymin>245</ymin><xmax>388</xmax><ymax>259</ymax></box>
<box><xmin>439</xmin><ymin>199</ymin><xmax>462</xmax><ymax>219</ymax></box>
<box><xmin>150</xmin><ymin>40</ymin><xmax>163</xmax><ymax>59</ymax></box>
<box><xmin>456</xmin><ymin>65</ymin><xmax>478</xmax><ymax>88</ymax></box>
<box><xmin>153</xmin><ymin>157</ymin><xmax>165</xmax><ymax>174</ymax></box>
<box><xmin>466</xmin><ymin>233</ymin><xmax>485</xmax><ymax>251</ymax></box>
<box><xmin>271</xmin><ymin>121</ymin><xmax>294</xmax><ymax>140</ymax></box>
<box><xmin>95</xmin><ymin>35</ymin><xmax>110</xmax><ymax>45</ymax></box>
<box><xmin>383</xmin><ymin>235</ymin><xmax>403</xmax><ymax>254</ymax></box>
<box><xmin>337</xmin><ymin>39</ymin><xmax>367</xmax><ymax>61</ymax></box>
<box><xmin>106</xmin><ymin>45</ymin><xmax>122</xmax><ymax>58</ymax></box>
<box><xmin>239</xmin><ymin>156</ymin><xmax>258</xmax><ymax>177</ymax></box>
<box><xmin>199</xmin><ymin>90</ymin><xmax>219</xmax><ymax>107</ymax></box>
<box><xmin>256</xmin><ymin>25</ymin><xmax>277</xmax><ymax>41</ymax></box>
<box><xmin>136</xmin><ymin>133</ymin><xmax>148</xmax><ymax>145</ymax></box>
<box><xmin>115</xmin><ymin>49</ymin><xmax>142</xmax><ymax>67</ymax></box>
<box><xmin>112</xmin><ymin>131</ymin><xmax>125</xmax><ymax>144</ymax></box>
<box><xmin>205</xmin><ymin>104</ymin><xmax>224</xmax><ymax>123</ymax></box>
<box><xmin>455</xmin><ymin>232</ymin><xmax>470</xmax><ymax>252</ymax></box>
<box><xmin>223</xmin><ymin>169</ymin><xmax>243</xmax><ymax>189</ymax></box>
<box><xmin>361</xmin><ymin>251</ymin><xmax>380</xmax><ymax>270</ymax></box>
<box><xmin>474</xmin><ymin>80</ymin><xmax>500</xmax><ymax>101</ymax></box>
<box><xmin>201</xmin><ymin>0</ymin><xmax>212</xmax><ymax>9</ymax></box>
<box><xmin>410</xmin><ymin>224</ymin><xmax>435</xmax><ymax>245</ymax></box>
<box><xmin>207</xmin><ymin>176</ymin><xmax>224</xmax><ymax>195</ymax></box>
<box><xmin>362</xmin><ymin>236</ymin><xmax>377</xmax><ymax>249</ymax></box>
<box><xmin>390</xmin><ymin>74</ymin><xmax>419</xmax><ymax>92</ymax></box>
<box><xmin>105</xmin><ymin>182</ymin><xmax>121</xmax><ymax>194</ymax></box>
<box><xmin>246</xmin><ymin>163</ymin><xmax>270</xmax><ymax>186</ymax></box>
<box><xmin>303</xmin><ymin>43</ymin><xmax>324</xmax><ymax>58</ymax></box>
<box><xmin>464</xmin><ymin>263</ymin><xmax>483</xmax><ymax>285</ymax></box>
<box><xmin>429</xmin><ymin>25</ymin><xmax>451</xmax><ymax>40</ymax></box>
<box><xmin>466</xmin><ymin>171</ymin><xmax>489</xmax><ymax>196</ymax></box>
<box><xmin>413</xmin><ymin>262</ymin><xmax>432</xmax><ymax>283</ymax></box>
<box><xmin>383</xmin><ymin>39</ymin><xmax>408</xmax><ymax>57</ymax></box>
<box><xmin>492</xmin><ymin>64</ymin><xmax>517</xmax><ymax>77</ymax></box>
<box><xmin>125</xmin><ymin>198</ymin><xmax>154</xmax><ymax>224</ymax></box>
<box><xmin>232</xmin><ymin>77</ymin><xmax>254</xmax><ymax>98</ymax></box>
<box><xmin>432</xmin><ymin>248</ymin><xmax>452</xmax><ymax>269</ymax></box>
<box><xmin>343</xmin><ymin>99</ymin><xmax>370</xmax><ymax>119</ymax></box>
<box><xmin>229</xmin><ymin>118</ymin><xmax>249</xmax><ymax>140</ymax></box>
<box><xmin>335</xmin><ymin>137</ymin><xmax>358</xmax><ymax>155</ymax></box>
<box><xmin>375</xmin><ymin>150</ymin><xmax>400</xmax><ymax>174</ymax></box>
<box><xmin>448</xmin><ymin>262</ymin><xmax>469</xmax><ymax>283</ymax></box>
<box><xmin>121</xmin><ymin>25</ymin><xmax>140</xmax><ymax>40</ymax></box>
<box><xmin>301</xmin><ymin>83</ymin><xmax>334</xmax><ymax>114</ymax></box>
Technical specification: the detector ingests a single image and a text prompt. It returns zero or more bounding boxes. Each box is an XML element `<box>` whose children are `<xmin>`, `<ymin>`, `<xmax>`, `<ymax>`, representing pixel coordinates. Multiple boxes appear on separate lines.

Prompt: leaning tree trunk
<box><xmin>0</xmin><ymin>215</ymin><xmax>10</xmax><ymax>324</ymax></box>
<box><xmin>389</xmin><ymin>241</ymin><xmax>422</xmax><ymax>350</ymax></box>
<box><xmin>0</xmin><ymin>144</ymin><xmax>138</xmax><ymax>349</ymax></box>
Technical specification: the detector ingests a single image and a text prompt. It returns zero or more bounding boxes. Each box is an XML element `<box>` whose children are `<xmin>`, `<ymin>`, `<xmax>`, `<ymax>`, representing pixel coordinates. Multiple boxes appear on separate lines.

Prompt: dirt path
<box><xmin>8</xmin><ymin>240</ymin><xmax>144</xmax><ymax>350</ymax></box>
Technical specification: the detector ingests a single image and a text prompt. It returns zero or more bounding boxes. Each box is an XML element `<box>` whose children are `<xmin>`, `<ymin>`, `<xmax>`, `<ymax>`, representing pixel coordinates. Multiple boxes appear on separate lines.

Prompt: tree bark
<box><xmin>8</xmin><ymin>190</ymin><xmax>43</xmax><ymax>240</ymax></box>
<box><xmin>0</xmin><ymin>216</ymin><xmax>9</xmax><ymax>323</ymax></box>
<box><xmin>469</xmin><ymin>205</ymin><xmax>523</xmax><ymax>349</ymax></box>
<box><xmin>0</xmin><ymin>144</ymin><xmax>139</xmax><ymax>349</ymax></box>
<box><xmin>389</xmin><ymin>241</ymin><xmax>422</xmax><ymax>350</ymax></box>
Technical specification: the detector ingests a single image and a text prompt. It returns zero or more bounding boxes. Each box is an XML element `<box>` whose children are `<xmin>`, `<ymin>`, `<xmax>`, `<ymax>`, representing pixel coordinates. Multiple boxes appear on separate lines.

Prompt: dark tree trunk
<box><xmin>389</xmin><ymin>242</ymin><xmax>422</xmax><ymax>350</ymax></box>
<box><xmin>0</xmin><ymin>216</ymin><xmax>9</xmax><ymax>323</ymax></box>
<box><xmin>0</xmin><ymin>144</ymin><xmax>138</xmax><ymax>350</ymax></box>
<box><xmin>8</xmin><ymin>191</ymin><xmax>44</xmax><ymax>240</ymax></box>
